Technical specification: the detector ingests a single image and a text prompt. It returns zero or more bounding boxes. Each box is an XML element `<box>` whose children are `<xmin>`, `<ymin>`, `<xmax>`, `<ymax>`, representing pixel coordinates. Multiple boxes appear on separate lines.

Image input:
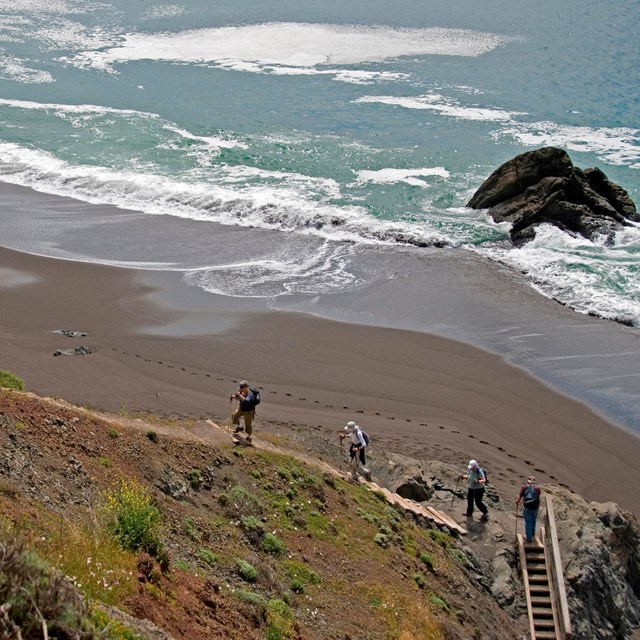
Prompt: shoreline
<box><xmin>1</xmin><ymin>180</ymin><xmax>639</xmax><ymax>434</ymax></box>
<box><xmin>2</xmin><ymin>245</ymin><xmax>640</xmax><ymax>517</ymax></box>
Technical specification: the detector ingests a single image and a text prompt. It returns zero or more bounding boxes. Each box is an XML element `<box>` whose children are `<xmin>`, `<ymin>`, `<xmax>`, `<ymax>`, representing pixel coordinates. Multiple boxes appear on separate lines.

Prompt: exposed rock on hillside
<box><xmin>467</xmin><ymin>147</ymin><xmax>638</xmax><ymax>245</ymax></box>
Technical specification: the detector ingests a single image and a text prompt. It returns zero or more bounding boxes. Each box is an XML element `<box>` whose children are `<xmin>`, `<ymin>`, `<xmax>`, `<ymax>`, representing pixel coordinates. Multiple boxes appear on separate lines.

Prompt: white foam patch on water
<box><xmin>0</xmin><ymin>141</ymin><xmax>452</xmax><ymax>249</ymax></box>
<box><xmin>356</xmin><ymin>93</ymin><xmax>524</xmax><ymax>122</ymax></box>
<box><xmin>355</xmin><ymin>167</ymin><xmax>450</xmax><ymax>187</ymax></box>
<box><xmin>161</xmin><ymin>124</ymin><xmax>248</xmax><ymax>150</ymax></box>
<box><xmin>142</xmin><ymin>5</ymin><xmax>187</xmax><ymax>20</ymax></box>
<box><xmin>0</xmin><ymin>97</ymin><xmax>147</xmax><ymax>116</ymax></box>
<box><xmin>182</xmin><ymin>243</ymin><xmax>365</xmax><ymax>298</ymax></box>
<box><xmin>481</xmin><ymin>224</ymin><xmax>640</xmax><ymax>327</ymax></box>
<box><xmin>1</xmin><ymin>0</ymin><xmax>103</xmax><ymax>13</ymax></box>
<box><xmin>67</xmin><ymin>22</ymin><xmax>510</xmax><ymax>75</ymax></box>
<box><xmin>496</xmin><ymin>121</ymin><xmax>640</xmax><ymax>167</ymax></box>
<box><xmin>35</xmin><ymin>20</ymin><xmax>119</xmax><ymax>51</ymax></box>
<box><xmin>0</xmin><ymin>50</ymin><xmax>53</xmax><ymax>83</ymax></box>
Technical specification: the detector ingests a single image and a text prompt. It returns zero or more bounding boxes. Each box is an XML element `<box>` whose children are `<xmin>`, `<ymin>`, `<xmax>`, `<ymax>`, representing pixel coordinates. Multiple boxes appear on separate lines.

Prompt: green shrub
<box><xmin>450</xmin><ymin>548</ymin><xmax>468</xmax><ymax>566</ymax></box>
<box><xmin>107</xmin><ymin>428</ymin><xmax>119</xmax><ymax>439</ymax></box>
<box><xmin>145</xmin><ymin>430</ymin><xmax>159</xmax><ymax>443</ymax></box>
<box><xmin>266</xmin><ymin>598</ymin><xmax>295</xmax><ymax>640</ymax></box>
<box><xmin>234</xmin><ymin>589</ymin><xmax>265</xmax><ymax>607</ymax></box>
<box><xmin>236</xmin><ymin>558</ymin><xmax>257</xmax><ymax>582</ymax></box>
<box><xmin>0</xmin><ymin>369</ymin><xmax>24</xmax><ymax>390</ymax></box>
<box><xmin>412</xmin><ymin>573</ymin><xmax>426</xmax><ymax>589</ymax></box>
<box><xmin>250</xmin><ymin>469</ymin><xmax>263</xmax><ymax>479</ymax></box>
<box><xmin>174</xmin><ymin>560</ymin><xmax>189</xmax><ymax>571</ymax></box>
<box><xmin>188</xmin><ymin>469</ymin><xmax>202</xmax><ymax>490</ymax></box>
<box><xmin>102</xmin><ymin>478</ymin><xmax>164</xmax><ymax>563</ymax></box>
<box><xmin>241</xmin><ymin>515</ymin><xmax>265</xmax><ymax>533</ymax></box>
<box><xmin>0</xmin><ymin>536</ymin><xmax>93</xmax><ymax>637</ymax></box>
<box><xmin>261</xmin><ymin>532</ymin><xmax>286</xmax><ymax>555</ymax></box>
<box><xmin>197</xmin><ymin>548</ymin><xmax>218</xmax><ymax>566</ymax></box>
<box><xmin>183</xmin><ymin>517</ymin><xmax>198</xmax><ymax>541</ymax></box>
<box><xmin>373</xmin><ymin>533</ymin><xmax>390</xmax><ymax>548</ymax></box>
<box><xmin>290</xmin><ymin>578</ymin><xmax>304</xmax><ymax>594</ymax></box>
<box><xmin>284</xmin><ymin>560</ymin><xmax>321</xmax><ymax>586</ymax></box>
<box><xmin>98</xmin><ymin>457</ymin><xmax>111</xmax><ymax>468</ymax></box>
<box><xmin>419</xmin><ymin>551</ymin><xmax>435</xmax><ymax>571</ymax></box>
<box><xmin>425</xmin><ymin>529</ymin><xmax>451</xmax><ymax>548</ymax></box>
<box><xmin>429</xmin><ymin>593</ymin><xmax>449</xmax><ymax>611</ymax></box>
<box><xmin>219</xmin><ymin>485</ymin><xmax>263</xmax><ymax>517</ymax></box>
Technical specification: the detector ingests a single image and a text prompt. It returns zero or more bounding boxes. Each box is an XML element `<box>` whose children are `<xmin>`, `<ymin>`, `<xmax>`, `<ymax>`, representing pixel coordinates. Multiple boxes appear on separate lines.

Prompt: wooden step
<box><xmin>530</xmin><ymin>575</ymin><xmax>550</xmax><ymax>584</ymax></box>
<box><xmin>535</xmin><ymin>619</ymin><xmax>556</xmax><ymax>629</ymax></box>
<box><xmin>531</xmin><ymin>607</ymin><xmax>554</xmax><ymax>617</ymax></box>
<box><xmin>531</xmin><ymin>595</ymin><xmax>552</xmax><ymax>607</ymax></box>
<box><xmin>528</xmin><ymin>566</ymin><xmax>548</xmax><ymax>575</ymax></box>
<box><xmin>534</xmin><ymin>631</ymin><xmax>558</xmax><ymax>639</ymax></box>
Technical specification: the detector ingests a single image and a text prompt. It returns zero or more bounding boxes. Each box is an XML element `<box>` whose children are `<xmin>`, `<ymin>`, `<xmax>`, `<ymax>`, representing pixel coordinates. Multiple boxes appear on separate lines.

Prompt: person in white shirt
<box><xmin>341</xmin><ymin>421</ymin><xmax>371</xmax><ymax>482</ymax></box>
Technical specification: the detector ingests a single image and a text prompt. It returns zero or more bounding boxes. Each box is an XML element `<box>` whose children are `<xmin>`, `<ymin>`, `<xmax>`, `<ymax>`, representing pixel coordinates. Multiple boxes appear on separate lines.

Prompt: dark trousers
<box><xmin>466</xmin><ymin>488</ymin><xmax>488</xmax><ymax>515</ymax></box>
<box><xmin>349</xmin><ymin>444</ymin><xmax>366</xmax><ymax>466</ymax></box>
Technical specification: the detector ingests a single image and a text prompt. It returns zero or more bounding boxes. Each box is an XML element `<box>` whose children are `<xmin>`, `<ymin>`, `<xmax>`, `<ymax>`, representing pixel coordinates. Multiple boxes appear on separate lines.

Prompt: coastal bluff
<box><xmin>467</xmin><ymin>146</ymin><xmax>639</xmax><ymax>245</ymax></box>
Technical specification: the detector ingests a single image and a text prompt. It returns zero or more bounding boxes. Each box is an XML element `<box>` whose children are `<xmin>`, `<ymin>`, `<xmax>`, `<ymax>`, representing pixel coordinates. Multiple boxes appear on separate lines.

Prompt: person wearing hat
<box><xmin>459</xmin><ymin>459</ymin><xmax>488</xmax><ymax>520</ymax></box>
<box><xmin>516</xmin><ymin>476</ymin><xmax>542</xmax><ymax>543</ymax></box>
<box><xmin>230</xmin><ymin>380</ymin><xmax>257</xmax><ymax>443</ymax></box>
<box><xmin>341</xmin><ymin>421</ymin><xmax>372</xmax><ymax>482</ymax></box>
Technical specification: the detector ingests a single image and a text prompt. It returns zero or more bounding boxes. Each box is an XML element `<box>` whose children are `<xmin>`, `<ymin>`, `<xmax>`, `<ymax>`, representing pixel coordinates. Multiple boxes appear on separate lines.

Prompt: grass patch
<box><xmin>145</xmin><ymin>430</ymin><xmax>159</xmax><ymax>443</ymax></box>
<box><xmin>0</xmin><ymin>369</ymin><xmax>24</xmax><ymax>390</ymax></box>
<box><xmin>283</xmin><ymin>560</ymin><xmax>321</xmax><ymax>587</ymax></box>
<box><xmin>419</xmin><ymin>551</ymin><xmax>436</xmax><ymax>571</ymax></box>
<box><xmin>429</xmin><ymin>592</ymin><xmax>449</xmax><ymax>611</ymax></box>
<box><xmin>107</xmin><ymin>428</ymin><xmax>119</xmax><ymax>439</ymax></box>
<box><xmin>197</xmin><ymin>548</ymin><xmax>218</xmax><ymax>566</ymax></box>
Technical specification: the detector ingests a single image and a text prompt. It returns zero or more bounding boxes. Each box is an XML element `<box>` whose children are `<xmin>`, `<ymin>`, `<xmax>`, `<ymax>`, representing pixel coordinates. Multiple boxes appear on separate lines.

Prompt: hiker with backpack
<box><xmin>341</xmin><ymin>421</ymin><xmax>372</xmax><ymax>482</ymax></box>
<box><xmin>230</xmin><ymin>380</ymin><xmax>260</xmax><ymax>443</ymax></box>
<box><xmin>516</xmin><ymin>476</ymin><xmax>542</xmax><ymax>543</ymax></box>
<box><xmin>459</xmin><ymin>459</ymin><xmax>489</xmax><ymax>520</ymax></box>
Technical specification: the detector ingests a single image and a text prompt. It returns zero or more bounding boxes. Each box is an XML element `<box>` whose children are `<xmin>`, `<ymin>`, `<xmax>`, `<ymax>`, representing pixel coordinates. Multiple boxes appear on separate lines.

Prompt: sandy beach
<box><xmin>2</xmin><ymin>242</ymin><xmax>640</xmax><ymax>518</ymax></box>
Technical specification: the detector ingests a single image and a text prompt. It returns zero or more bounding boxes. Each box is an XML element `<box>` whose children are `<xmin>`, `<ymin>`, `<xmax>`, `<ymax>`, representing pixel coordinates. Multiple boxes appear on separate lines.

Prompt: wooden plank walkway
<box><xmin>204</xmin><ymin>420</ymin><xmax>466</xmax><ymax>536</ymax></box>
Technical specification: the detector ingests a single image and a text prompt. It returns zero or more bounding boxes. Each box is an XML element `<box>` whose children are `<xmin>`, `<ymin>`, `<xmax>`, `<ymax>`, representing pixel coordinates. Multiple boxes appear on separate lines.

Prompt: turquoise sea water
<box><xmin>0</xmin><ymin>0</ymin><xmax>639</xmax><ymax>323</ymax></box>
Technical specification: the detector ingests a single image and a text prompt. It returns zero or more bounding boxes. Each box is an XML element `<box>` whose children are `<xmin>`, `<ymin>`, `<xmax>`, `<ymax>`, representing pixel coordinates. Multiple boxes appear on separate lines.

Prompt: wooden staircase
<box><xmin>519</xmin><ymin>538</ymin><xmax>558</xmax><ymax>639</ymax></box>
<box><xmin>517</xmin><ymin>498</ymin><xmax>572</xmax><ymax>640</ymax></box>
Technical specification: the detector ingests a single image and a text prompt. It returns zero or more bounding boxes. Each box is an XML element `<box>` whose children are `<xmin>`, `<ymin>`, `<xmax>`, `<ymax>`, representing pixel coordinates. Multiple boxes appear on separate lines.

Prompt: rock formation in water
<box><xmin>467</xmin><ymin>147</ymin><xmax>639</xmax><ymax>245</ymax></box>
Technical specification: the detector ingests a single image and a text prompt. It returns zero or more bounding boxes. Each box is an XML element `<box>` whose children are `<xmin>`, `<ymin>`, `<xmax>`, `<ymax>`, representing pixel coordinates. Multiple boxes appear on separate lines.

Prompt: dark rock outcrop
<box><xmin>467</xmin><ymin>147</ymin><xmax>638</xmax><ymax>245</ymax></box>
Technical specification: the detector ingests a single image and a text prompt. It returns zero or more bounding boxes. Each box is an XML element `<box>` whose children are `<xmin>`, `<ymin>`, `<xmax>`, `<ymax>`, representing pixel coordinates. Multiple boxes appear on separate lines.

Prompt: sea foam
<box><xmin>356</xmin><ymin>93</ymin><xmax>524</xmax><ymax>122</ymax></box>
<box><xmin>66</xmin><ymin>22</ymin><xmax>510</xmax><ymax>76</ymax></box>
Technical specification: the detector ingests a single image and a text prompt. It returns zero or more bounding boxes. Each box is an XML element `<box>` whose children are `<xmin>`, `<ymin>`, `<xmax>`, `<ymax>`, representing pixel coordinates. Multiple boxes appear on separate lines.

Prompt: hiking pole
<box><xmin>449</xmin><ymin>477</ymin><xmax>460</xmax><ymax>509</ymax></box>
<box><xmin>227</xmin><ymin>398</ymin><xmax>235</xmax><ymax>435</ymax></box>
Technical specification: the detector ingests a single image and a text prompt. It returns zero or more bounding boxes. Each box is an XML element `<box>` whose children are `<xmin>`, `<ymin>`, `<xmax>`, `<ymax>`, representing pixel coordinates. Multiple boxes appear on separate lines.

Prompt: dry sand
<box><xmin>2</xmin><ymin>245</ymin><xmax>640</xmax><ymax>517</ymax></box>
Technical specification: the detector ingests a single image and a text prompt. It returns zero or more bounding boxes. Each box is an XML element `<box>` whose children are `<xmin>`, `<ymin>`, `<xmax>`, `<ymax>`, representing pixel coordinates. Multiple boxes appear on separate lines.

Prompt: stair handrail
<box><xmin>543</xmin><ymin>497</ymin><xmax>572</xmax><ymax>639</ymax></box>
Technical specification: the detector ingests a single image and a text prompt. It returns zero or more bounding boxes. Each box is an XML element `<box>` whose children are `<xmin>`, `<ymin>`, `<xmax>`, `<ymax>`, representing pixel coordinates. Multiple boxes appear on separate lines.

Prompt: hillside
<box><xmin>0</xmin><ymin>387</ymin><xmax>526</xmax><ymax>640</ymax></box>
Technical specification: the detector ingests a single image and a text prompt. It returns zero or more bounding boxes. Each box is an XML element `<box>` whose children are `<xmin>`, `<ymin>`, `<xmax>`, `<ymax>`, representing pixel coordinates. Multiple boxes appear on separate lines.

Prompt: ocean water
<box><xmin>0</xmin><ymin>0</ymin><xmax>638</xmax><ymax>326</ymax></box>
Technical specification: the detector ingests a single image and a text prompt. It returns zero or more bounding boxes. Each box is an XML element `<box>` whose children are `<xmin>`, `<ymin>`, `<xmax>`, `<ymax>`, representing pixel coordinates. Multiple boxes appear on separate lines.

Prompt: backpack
<box><xmin>478</xmin><ymin>467</ymin><xmax>488</xmax><ymax>485</ymax></box>
<box><xmin>250</xmin><ymin>387</ymin><xmax>261</xmax><ymax>407</ymax></box>
<box><xmin>361</xmin><ymin>431</ymin><xmax>370</xmax><ymax>446</ymax></box>
<box><xmin>523</xmin><ymin>484</ymin><xmax>539</xmax><ymax>509</ymax></box>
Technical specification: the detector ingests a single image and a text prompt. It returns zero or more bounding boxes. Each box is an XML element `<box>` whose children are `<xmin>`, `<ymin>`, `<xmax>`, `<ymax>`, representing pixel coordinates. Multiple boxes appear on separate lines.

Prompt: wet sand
<box><xmin>2</xmin><ymin>244</ymin><xmax>640</xmax><ymax>516</ymax></box>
